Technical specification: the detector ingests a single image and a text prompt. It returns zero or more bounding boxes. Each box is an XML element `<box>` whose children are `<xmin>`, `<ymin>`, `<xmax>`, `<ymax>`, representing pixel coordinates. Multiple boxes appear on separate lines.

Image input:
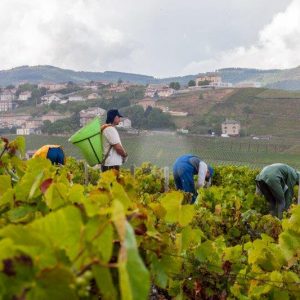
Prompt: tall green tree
<box><xmin>169</xmin><ymin>82</ymin><xmax>180</xmax><ymax>90</ymax></box>
<box><xmin>188</xmin><ymin>80</ymin><xmax>196</xmax><ymax>87</ymax></box>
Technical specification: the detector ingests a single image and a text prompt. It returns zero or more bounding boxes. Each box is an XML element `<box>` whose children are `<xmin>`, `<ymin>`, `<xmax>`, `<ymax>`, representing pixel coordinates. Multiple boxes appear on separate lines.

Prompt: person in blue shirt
<box><xmin>173</xmin><ymin>154</ymin><xmax>214</xmax><ymax>203</ymax></box>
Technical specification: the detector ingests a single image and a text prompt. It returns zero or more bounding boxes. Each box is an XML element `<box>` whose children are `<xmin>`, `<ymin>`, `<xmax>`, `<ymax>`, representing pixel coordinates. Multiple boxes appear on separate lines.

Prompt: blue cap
<box><xmin>106</xmin><ymin>109</ymin><xmax>123</xmax><ymax>123</ymax></box>
<box><xmin>207</xmin><ymin>165</ymin><xmax>214</xmax><ymax>179</ymax></box>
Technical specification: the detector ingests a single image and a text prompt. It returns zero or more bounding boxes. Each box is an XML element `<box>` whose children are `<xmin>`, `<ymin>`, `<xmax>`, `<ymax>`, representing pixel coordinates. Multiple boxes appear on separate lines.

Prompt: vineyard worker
<box><xmin>33</xmin><ymin>145</ymin><xmax>65</xmax><ymax>165</ymax></box>
<box><xmin>173</xmin><ymin>154</ymin><xmax>214</xmax><ymax>204</ymax></box>
<box><xmin>256</xmin><ymin>163</ymin><xmax>300</xmax><ymax>218</ymax></box>
<box><xmin>101</xmin><ymin>109</ymin><xmax>128</xmax><ymax>172</ymax></box>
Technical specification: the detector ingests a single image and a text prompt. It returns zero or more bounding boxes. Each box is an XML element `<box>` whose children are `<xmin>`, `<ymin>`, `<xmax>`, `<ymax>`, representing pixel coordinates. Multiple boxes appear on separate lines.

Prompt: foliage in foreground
<box><xmin>0</xmin><ymin>137</ymin><xmax>299</xmax><ymax>299</ymax></box>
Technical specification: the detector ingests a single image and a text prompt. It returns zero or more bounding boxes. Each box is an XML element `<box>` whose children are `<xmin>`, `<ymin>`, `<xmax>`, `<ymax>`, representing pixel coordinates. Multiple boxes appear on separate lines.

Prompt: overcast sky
<box><xmin>0</xmin><ymin>0</ymin><xmax>297</xmax><ymax>77</ymax></box>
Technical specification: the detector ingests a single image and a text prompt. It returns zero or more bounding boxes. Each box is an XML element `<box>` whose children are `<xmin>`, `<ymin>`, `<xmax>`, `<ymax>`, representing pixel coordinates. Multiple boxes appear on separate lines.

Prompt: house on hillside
<box><xmin>108</xmin><ymin>84</ymin><xmax>126</xmax><ymax>93</ymax></box>
<box><xmin>145</xmin><ymin>84</ymin><xmax>175</xmax><ymax>98</ymax></box>
<box><xmin>0</xmin><ymin>101</ymin><xmax>13</xmax><ymax>112</ymax></box>
<box><xmin>0</xmin><ymin>90</ymin><xmax>16</xmax><ymax>101</ymax></box>
<box><xmin>196</xmin><ymin>73</ymin><xmax>222</xmax><ymax>86</ymax></box>
<box><xmin>117</xmin><ymin>118</ymin><xmax>132</xmax><ymax>129</ymax></box>
<box><xmin>0</xmin><ymin>114</ymin><xmax>31</xmax><ymax>127</ymax></box>
<box><xmin>79</xmin><ymin>107</ymin><xmax>106</xmax><ymax>127</ymax></box>
<box><xmin>137</xmin><ymin>98</ymin><xmax>157</xmax><ymax>111</ymax></box>
<box><xmin>18</xmin><ymin>91</ymin><xmax>32</xmax><ymax>101</ymax></box>
<box><xmin>41</xmin><ymin>93</ymin><xmax>63</xmax><ymax>105</ymax></box>
<box><xmin>68</xmin><ymin>95</ymin><xmax>85</xmax><ymax>102</ymax></box>
<box><xmin>167</xmin><ymin>111</ymin><xmax>188</xmax><ymax>117</ymax></box>
<box><xmin>87</xmin><ymin>93</ymin><xmax>100</xmax><ymax>100</ymax></box>
<box><xmin>221</xmin><ymin>119</ymin><xmax>241</xmax><ymax>136</ymax></box>
<box><xmin>38</xmin><ymin>82</ymin><xmax>67</xmax><ymax>91</ymax></box>
<box><xmin>16</xmin><ymin>128</ymin><xmax>41</xmax><ymax>135</ymax></box>
<box><xmin>235</xmin><ymin>82</ymin><xmax>261</xmax><ymax>88</ymax></box>
<box><xmin>157</xmin><ymin>87</ymin><xmax>176</xmax><ymax>97</ymax></box>
<box><xmin>41</xmin><ymin>111</ymin><xmax>69</xmax><ymax>123</ymax></box>
<box><xmin>26</xmin><ymin>119</ymin><xmax>43</xmax><ymax>129</ymax></box>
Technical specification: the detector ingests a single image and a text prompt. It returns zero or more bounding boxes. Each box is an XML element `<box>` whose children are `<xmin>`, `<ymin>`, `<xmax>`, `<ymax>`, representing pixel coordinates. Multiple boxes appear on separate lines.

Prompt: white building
<box><xmin>157</xmin><ymin>88</ymin><xmax>176</xmax><ymax>97</ymax></box>
<box><xmin>16</xmin><ymin>128</ymin><xmax>41</xmax><ymax>135</ymax></box>
<box><xmin>68</xmin><ymin>95</ymin><xmax>84</xmax><ymax>102</ymax></box>
<box><xmin>117</xmin><ymin>118</ymin><xmax>132</xmax><ymax>129</ymax></box>
<box><xmin>0</xmin><ymin>101</ymin><xmax>13</xmax><ymax>112</ymax></box>
<box><xmin>41</xmin><ymin>93</ymin><xmax>63</xmax><ymax>105</ymax></box>
<box><xmin>0</xmin><ymin>91</ymin><xmax>15</xmax><ymax>101</ymax></box>
<box><xmin>221</xmin><ymin>119</ymin><xmax>241</xmax><ymax>136</ymax></box>
<box><xmin>145</xmin><ymin>84</ymin><xmax>174</xmax><ymax>98</ymax></box>
<box><xmin>38</xmin><ymin>82</ymin><xmax>67</xmax><ymax>91</ymax></box>
<box><xmin>87</xmin><ymin>93</ymin><xmax>100</xmax><ymax>100</ymax></box>
<box><xmin>18</xmin><ymin>91</ymin><xmax>32</xmax><ymax>101</ymax></box>
<box><xmin>196</xmin><ymin>73</ymin><xmax>222</xmax><ymax>86</ymax></box>
<box><xmin>79</xmin><ymin>107</ymin><xmax>106</xmax><ymax>127</ymax></box>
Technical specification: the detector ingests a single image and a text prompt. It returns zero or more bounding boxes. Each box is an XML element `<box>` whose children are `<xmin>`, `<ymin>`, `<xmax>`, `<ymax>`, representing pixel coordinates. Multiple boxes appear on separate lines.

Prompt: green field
<box><xmin>9</xmin><ymin>133</ymin><xmax>300</xmax><ymax>169</ymax></box>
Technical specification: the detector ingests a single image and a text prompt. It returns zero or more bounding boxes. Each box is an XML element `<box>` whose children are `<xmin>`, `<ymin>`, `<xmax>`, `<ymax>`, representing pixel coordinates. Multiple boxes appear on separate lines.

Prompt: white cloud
<box><xmin>0</xmin><ymin>0</ymin><xmax>293</xmax><ymax>76</ymax></box>
<box><xmin>0</xmin><ymin>0</ymin><xmax>136</xmax><ymax>71</ymax></box>
<box><xmin>182</xmin><ymin>0</ymin><xmax>300</xmax><ymax>74</ymax></box>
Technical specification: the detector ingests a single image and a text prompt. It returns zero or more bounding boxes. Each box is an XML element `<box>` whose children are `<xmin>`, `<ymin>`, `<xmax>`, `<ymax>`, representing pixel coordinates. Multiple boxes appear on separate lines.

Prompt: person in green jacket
<box><xmin>256</xmin><ymin>163</ymin><xmax>300</xmax><ymax>218</ymax></box>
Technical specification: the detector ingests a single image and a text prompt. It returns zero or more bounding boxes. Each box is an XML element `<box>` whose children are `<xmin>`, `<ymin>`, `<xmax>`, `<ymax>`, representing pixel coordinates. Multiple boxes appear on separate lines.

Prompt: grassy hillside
<box><xmin>159</xmin><ymin>88</ymin><xmax>300</xmax><ymax>139</ymax></box>
<box><xmin>209</xmin><ymin>88</ymin><xmax>300</xmax><ymax>138</ymax></box>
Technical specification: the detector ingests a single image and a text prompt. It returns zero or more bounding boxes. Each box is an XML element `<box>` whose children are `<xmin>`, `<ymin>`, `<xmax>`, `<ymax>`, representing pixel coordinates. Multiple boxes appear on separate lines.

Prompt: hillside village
<box><xmin>0</xmin><ymin>70</ymin><xmax>299</xmax><ymax>139</ymax></box>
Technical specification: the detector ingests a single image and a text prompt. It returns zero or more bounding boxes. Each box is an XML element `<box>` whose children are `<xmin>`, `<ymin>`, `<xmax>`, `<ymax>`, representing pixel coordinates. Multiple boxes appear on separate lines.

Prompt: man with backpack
<box><xmin>256</xmin><ymin>163</ymin><xmax>300</xmax><ymax>219</ymax></box>
<box><xmin>101</xmin><ymin>109</ymin><xmax>128</xmax><ymax>172</ymax></box>
<box><xmin>173</xmin><ymin>154</ymin><xmax>214</xmax><ymax>203</ymax></box>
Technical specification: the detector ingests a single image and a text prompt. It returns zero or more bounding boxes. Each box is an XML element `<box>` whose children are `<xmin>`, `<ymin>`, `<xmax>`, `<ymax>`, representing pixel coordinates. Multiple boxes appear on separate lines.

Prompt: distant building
<box><xmin>38</xmin><ymin>82</ymin><xmax>67</xmax><ymax>91</ymax></box>
<box><xmin>87</xmin><ymin>93</ymin><xmax>100</xmax><ymax>100</ymax></box>
<box><xmin>177</xmin><ymin>128</ymin><xmax>189</xmax><ymax>134</ymax></box>
<box><xmin>108</xmin><ymin>84</ymin><xmax>126</xmax><ymax>93</ymax></box>
<box><xmin>79</xmin><ymin>107</ymin><xmax>106</xmax><ymax>127</ymax></box>
<box><xmin>137</xmin><ymin>98</ymin><xmax>157</xmax><ymax>111</ymax></box>
<box><xmin>41</xmin><ymin>93</ymin><xmax>63</xmax><ymax>105</ymax></box>
<box><xmin>41</xmin><ymin>111</ymin><xmax>69</xmax><ymax>123</ymax></box>
<box><xmin>25</xmin><ymin>119</ymin><xmax>43</xmax><ymax>129</ymax></box>
<box><xmin>0</xmin><ymin>114</ymin><xmax>31</xmax><ymax>127</ymax></box>
<box><xmin>0</xmin><ymin>91</ymin><xmax>16</xmax><ymax>101</ymax></box>
<box><xmin>0</xmin><ymin>101</ymin><xmax>13</xmax><ymax>112</ymax></box>
<box><xmin>18</xmin><ymin>91</ymin><xmax>32</xmax><ymax>101</ymax></box>
<box><xmin>235</xmin><ymin>82</ymin><xmax>262</xmax><ymax>88</ymax></box>
<box><xmin>221</xmin><ymin>119</ymin><xmax>241</xmax><ymax>136</ymax></box>
<box><xmin>117</xmin><ymin>118</ymin><xmax>132</xmax><ymax>129</ymax></box>
<box><xmin>196</xmin><ymin>72</ymin><xmax>222</xmax><ymax>86</ymax></box>
<box><xmin>157</xmin><ymin>88</ymin><xmax>176</xmax><ymax>97</ymax></box>
<box><xmin>68</xmin><ymin>95</ymin><xmax>84</xmax><ymax>102</ymax></box>
<box><xmin>145</xmin><ymin>84</ymin><xmax>175</xmax><ymax>98</ymax></box>
<box><xmin>167</xmin><ymin>111</ymin><xmax>188</xmax><ymax>117</ymax></box>
<box><xmin>16</xmin><ymin>128</ymin><xmax>41</xmax><ymax>135</ymax></box>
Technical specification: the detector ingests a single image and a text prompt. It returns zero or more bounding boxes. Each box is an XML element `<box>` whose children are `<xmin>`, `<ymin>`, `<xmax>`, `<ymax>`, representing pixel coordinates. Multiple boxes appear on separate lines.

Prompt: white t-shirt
<box><xmin>197</xmin><ymin>161</ymin><xmax>208</xmax><ymax>188</ymax></box>
<box><xmin>102</xmin><ymin>126</ymin><xmax>123</xmax><ymax>166</ymax></box>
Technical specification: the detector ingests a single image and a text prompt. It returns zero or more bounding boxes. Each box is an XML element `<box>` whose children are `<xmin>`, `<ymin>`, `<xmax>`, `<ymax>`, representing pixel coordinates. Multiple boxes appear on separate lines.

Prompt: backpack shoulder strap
<box><xmin>101</xmin><ymin>124</ymin><xmax>112</xmax><ymax>132</ymax></box>
<box><xmin>100</xmin><ymin>124</ymin><xmax>113</xmax><ymax>165</ymax></box>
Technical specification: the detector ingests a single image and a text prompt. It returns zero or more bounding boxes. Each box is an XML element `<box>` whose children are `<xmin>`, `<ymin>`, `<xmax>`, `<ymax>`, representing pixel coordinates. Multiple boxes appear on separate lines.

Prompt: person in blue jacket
<box><xmin>173</xmin><ymin>154</ymin><xmax>214</xmax><ymax>203</ymax></box>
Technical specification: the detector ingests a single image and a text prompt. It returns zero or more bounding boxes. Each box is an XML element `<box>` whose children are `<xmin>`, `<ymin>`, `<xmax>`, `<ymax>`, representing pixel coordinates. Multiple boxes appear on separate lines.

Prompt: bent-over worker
<box><xmin>256</xmin><ymin>163</ymin><xmax>300</xmax><ymax>218</ymax></box>
<box><xmin>33</xmin><ymin>145</ymin><xmax>65</xmax><ymax>165</ymax></box>
<box><xmin>173</xmin><ymin>154</ymin><xmax>214</xmax><ymax>203</ymax></box>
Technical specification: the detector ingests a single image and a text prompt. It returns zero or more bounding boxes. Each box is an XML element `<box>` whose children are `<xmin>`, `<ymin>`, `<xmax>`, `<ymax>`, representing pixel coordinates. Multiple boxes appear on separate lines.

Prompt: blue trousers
<box><xmin>47</xmin><ymin>147</ymin><xmax>65</xmax><ymax>165</ymax></box>
<box><xmin>173</xmin><ymin>161</ymin><xmax>197</xmax><ymax>203</ymax></box>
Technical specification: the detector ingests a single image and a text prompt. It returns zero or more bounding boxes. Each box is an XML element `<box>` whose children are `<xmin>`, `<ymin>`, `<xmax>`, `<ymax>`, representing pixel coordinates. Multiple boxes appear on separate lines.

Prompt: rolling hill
<box><xmin>1</xmin><ymin>65</ymin><xmax>300</xmax><ymax>90</ymax></box>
